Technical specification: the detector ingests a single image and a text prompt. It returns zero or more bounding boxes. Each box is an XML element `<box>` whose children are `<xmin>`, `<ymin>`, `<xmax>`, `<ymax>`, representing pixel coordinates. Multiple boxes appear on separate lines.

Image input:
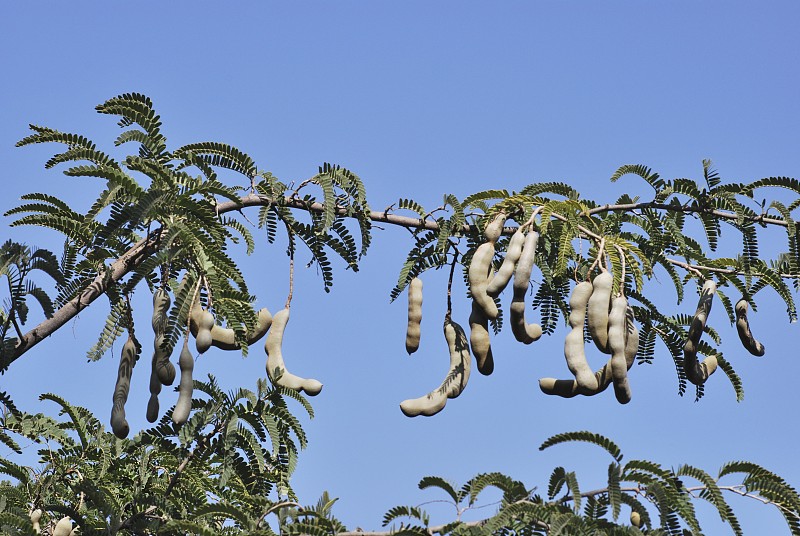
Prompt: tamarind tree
<box><xmin>2</xmin><ymin>93</ymin><xmax>800</xmax><ymax>534</ymax></box>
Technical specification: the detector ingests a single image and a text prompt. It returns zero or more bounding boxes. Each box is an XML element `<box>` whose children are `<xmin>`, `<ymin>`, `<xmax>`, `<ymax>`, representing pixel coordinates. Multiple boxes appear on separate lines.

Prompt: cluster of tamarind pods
<box><xmin>399</xmin><ymin>214</ymin><xmax>767</xmax><ymax>417</ymax></box>
<box><xmin>28</xmin><ymin>509</ymin><xmax>76</xmax><ymax>535</ymax></box>
<box><xmin>109</xmin><ymin>289</ymin><xmax>322</xmax><ymax>439</ymax></box>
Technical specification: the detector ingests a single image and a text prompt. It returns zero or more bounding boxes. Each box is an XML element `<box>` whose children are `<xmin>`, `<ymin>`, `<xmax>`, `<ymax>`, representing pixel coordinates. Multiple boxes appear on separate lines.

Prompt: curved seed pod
<box><xmin>194</xmin><ymin>309</ymin><xmax>215</xmax><ymax>354</ymax></box>
<box><xmin>587</xmin><ymin>270</ymin><xmax>613</xmax><ymax>354</ymax></box>
<box><xmin>540</xmin><ymin>306</ymin><xmax>639</xmax><ymax>398</ymax></box>
<box><xmin>190</xmin><ymin>302</ymin><xmax>273</xmax><ymax>351</ymax></box>
<box><xmin>110</xmin><ymin>335</ymin><xmax>138</xmax><ymax>439</ymax></box>
<box><xmin>469</xmin><ymin>301</ymin><xmax>494</xmax><ymax>375</ymax></box>
<box><xmin>400</xmin><ymin>316</ymin><xmax>471</xmax><ymax>417</ymax></box>
<box><xmin>565</xmin><ymin>281</ymin><xmax>598</xmax><ymax>390</ymax></box>
<box><xmin>405</xmin><ymin>277</ymin><xmax>423</xmax><ymax>355</ymax></box>
<box><xmin>486</xmin><ymin>229</ymin><xmax>526</xmax><ymax>297</ymax></box>
<box><xmin>608</xmin><ymin>296</ymin><xmax>631</xmax><ymax>404</ymax></box>
<box><xmin>510</xmin><ymin>231</ymin><xmax>543</xmax><ymax>344</ymax></box>
<box><xmin>735</xmin><ymin>298</ymin><xmax>765</xmax><ymax>357</ymax></box>
<box><xmin>483</xmin><ymin>212</ymin><xmax>507</xmax><ymax>243</ymax></box>
<box><xmin>30</xmin><ymin>508</ymin><xmax>41</xmax><ymax>534</ymax></box>
<box><xmin>469</xmin><ymin>242</ymin><xmax>499</xmax><ymax>319</ymax></box>
<box><xmin>684</xmin><ymin>280</ymin><xmax>718</xmax><ymax>385</ymax></box>
<box><xmin>53</xmin><ymin>517</ymin><xmax>72</xmax><ymax>536</ymax></box>
<box><xmin>265</xmin><ymin>308</ymin><xmax>323</xmax><ymax>396</ymax></box>
<box><xmin>172</xmin><ymin>340</ymin><xmax>194</xmax><ymax>426</ymax></box>
<box><xmin>152</xmin><ymin>289</ymin><xmax>176</xmax><ymax>386</ymax></box>
<box><xmin>146</xmin><ymin>355</ymin><xmax>161</xmax><ymax>423</ymax></box>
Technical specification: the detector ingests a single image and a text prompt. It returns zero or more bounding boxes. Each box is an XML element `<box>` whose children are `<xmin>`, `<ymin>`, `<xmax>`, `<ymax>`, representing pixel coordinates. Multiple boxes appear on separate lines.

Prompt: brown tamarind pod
<box><xmin>30</xmin><ymin>508</ymin><xmax>41</xmax><ymax>534</ymax></box>
<box><xmin>146</xmin><ymin>355</ymin><xmax>161</xmax><ymax>423</ymax></box>
<box><xmin>194</xmin><ymin>309</ymin><xmax>215</xmax><ymax>354</ymax></box>
<box><xmin>152</xmin><ymin>289</ymin><xmax>176</xmax><ymax>386</ymax></box>
<box><xmin>189</xmin><ymin>298</ymin><xmax>273</xmax><ymax>351</ymax></box>
<box><xmin>630</xmin><ymin>511</ymin><xmax>642</xmax><ymax>528</ymax></box>
<box><xmin>735</xmin><ymin>298</ymin><xmax>765</xmax><ymax>356</ymax></box>
<box><xmin>405</xmin><ymin>277</ymin><xmax>423</xmax><ymax>355</ymax></box>
<box><xmin>172</xmin><ymin>340</ymin><xmax>194</xmax><ymax>426</ymax></box>
<box><xmin>400</xmin><ymin>316</ymin><xmax>471</xmax><ymax>417</ymax></box>
<box><xmin>265</xmin><ymin>308</ymin><xmax>323</xmax><ymax>396</ymax></box>
<box><xmin>565</xmin><ymin>281</ymin><xmax>598</xmax><ymax>390</ymax></box>
<box><xmin>487</xmin><ymin>229</ymin><xmax>526</xmax><ymax>297</ymax></box>
<box><xmin>608</xmin><ymin>296</ymin><xmax>631</xmax><ymax>404</ymax></box>
<box><xmin>483</xmin><ymin>212</ymin><xmax>507</xmax><ymax>243</ymax></box>
<box><xmin>510</xmin><ymin>230</ymin><xmax>543</xmax><ymax>344</ymax></box>
<box><xmin>540</xmin><ymin>305</ymin><xmax>639</xmax><ymax>398</ymax></box>
<box><xmin>469</xmin><ymin>300</ymin><xmax>494</xmax><ymax>375</ymax></box>
<box><xmin>683</xmin><ymin>280</ymin><xmax>718</xmax><ymax>385</ymax></box>
<box><xmin>53</xmin><ymin>517</ymin><xmax>73</xmax><ymax>536</ymax></box>
<box><xmin>111</xmin><ymin>334</ymin><xmax>138</xmax><ymax>438</ymax></box>
<box><xmin>587</xmin><ymin>270</ymin><xmax>612</xmax><ymax>354</ymax></box>
<box><xmin>468</xmin><ymin>242</ymin><xmax>499</xmax><ymax>320</ymax></box>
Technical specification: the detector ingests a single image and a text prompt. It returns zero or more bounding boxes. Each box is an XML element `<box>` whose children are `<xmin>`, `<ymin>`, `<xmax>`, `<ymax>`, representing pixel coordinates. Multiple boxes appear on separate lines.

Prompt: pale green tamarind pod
<box><xmin>469</xmin><ymin>300</ymin><xmax>494</xmax><ymax>375</ymax></box>
<box><xmin>564</xmin><ymin>281</ymin><xmax>598</xmax><ymax>390</ymax></box>
<box><xmin>608</xmin><ymin>295</ymin><xmax>631</xmax><ymax>404</ymax></box>
<box><xmin>510</xmin><ymin>230</ymin><xmax>543</xmax><ymax>344</ymax></box>
<box><xmin>265</xmin><ymin>308</ymin><xmax>323</xmax><ymax>395</ymax></box>
<box><xmin>735</xmin><ymin>298</ymin><xmax>765</xmax><ymax>357</ymax></box>
<box><xmin>190</xmin><ymin>297</ymin><xmax>273</xmax><ymax>351</ymax></box>
<box><xmin>405</xmin><ymin>277</ymin><xmax>423</xmax><ymax>355</ymax></box>
<box><xmin>194</xmin><ymin>308</ymin><xmax>215</xmax><ymax>354</ymax></box>
<box><xmin>468</xmin><ymin>242</ymin><xmax>499</xmax><ymax>320</ymax></box>
<box><xmin>30</xmin><ymin>508</ymin><xmax>41</xmax><ymax>534</ymax></box>
<box><xmin>400</xmin><ymin>315</ymin><xmax>471</xmax><ymax>417</ymax></box>
<box><xmin>172</xmin><ymin>340</ymin><xmax>194</xmax><ymax>426</ymax></box>
<box><xmin>110</xmin><ymin>334</ymin><xmax>138</xmax><ymax>439</ymax></box>
<box><xmin>539</xmin><ymin>305</ymin><xmax>639</xmax><ymax>398</ymax></box>
<box><xmin>486</xmin><ymin>229</ymin><xmax>525</xmax><ymax>297</ymax></box>
<box><xmin>683</xmin><ymin>280</ymin><xmax>718</xmax><ymax>385</ymax></box>
<box><xmin>152</xmin><ymin>288</ymin><xmax>176</xmax><ymax>385</ymax></box>
<box><xmin>587</xmin><ymin>270</ymin><xmax>612</xmax><ymax>354</ymax></box>
<box><xmin>53</xmin><ymin>516</ymin><xmax>73</xmax><ymax>536</ymax></box>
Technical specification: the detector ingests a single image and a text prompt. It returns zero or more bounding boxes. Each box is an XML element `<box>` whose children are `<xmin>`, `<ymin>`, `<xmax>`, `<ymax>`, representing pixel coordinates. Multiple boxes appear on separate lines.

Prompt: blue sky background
<box><xmin>2</xmin><ymin>2</ymin><xmax>800</xmax><ymax>534</ymax></box>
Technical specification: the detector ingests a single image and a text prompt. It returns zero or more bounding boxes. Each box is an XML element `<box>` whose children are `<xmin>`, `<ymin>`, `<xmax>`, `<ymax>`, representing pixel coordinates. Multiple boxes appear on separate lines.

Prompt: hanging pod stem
<box><xmin>405</xmin><ymin>277</ymin><xmax>423</xmax><ymax>355</ymax></box>
<box><xmin>587</xmin><ymin>270</ymin><xmax>613</xmax><ymax>354</ymax></box>
<box><xmin>111</xmin><ymin>334</ymin><xmax>138</xmax><ymax>439</ymax></box>
<box><xmin>399</xmin><ymin>315</ymin><xmax>471</xmax><ymax>417</ymax></box>
<box><xmin>509</xmin><ymin>230</ymin><xmax>543</xmax><ymax>344</ymax></box>
<box><xmin>683</xmin><ymin>280</ymin><xmax>718</xmax><ymax>385</ymax></box>
<box><xmin>264</xmin><ymin>308</ymin><xmax>323</xmax><ymax>395</ymax></box>
<box><xmin>564</xmin><ymin>281</ymin><xmax>598</xmax><ymax>390</ymax></box>
<box><xmin>735</xmin><ymin>298</ymin><xmax>765</xmax><ymax>357</ymax></box>
<box><xmin>540</xmin><ymin>306</ymin><xmax>639</xmax><ymax>399</ymax></box>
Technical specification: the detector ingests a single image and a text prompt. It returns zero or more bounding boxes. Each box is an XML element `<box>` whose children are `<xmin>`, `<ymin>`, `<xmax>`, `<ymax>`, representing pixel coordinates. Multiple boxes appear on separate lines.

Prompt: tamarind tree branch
<box><xmin>4</xmin><ymin>192</ymin><xmax>793</xmax><ymax>368</ymax></box>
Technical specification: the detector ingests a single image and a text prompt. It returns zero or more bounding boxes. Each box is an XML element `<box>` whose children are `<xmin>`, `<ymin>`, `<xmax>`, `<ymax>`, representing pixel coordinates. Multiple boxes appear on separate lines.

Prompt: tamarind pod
<box><xmin>400</xmin><ymin>317</ymin><xmax>471</xmax><ymax>417</ymax></box>
<box><xmin>468</xmin><ymin>242</ymin><xmax>499</xmax><ymax>319</ymax></box>
<box><xmin>265</xmin><ymin>308</ymin><xmax>323</xmax><ymax>396</ymax></box>
<box><xmin>587</xmin><ymin>270</ymin><xmax>613</xmax><ymax>354</ymax></box>
<box><xmin>483</xmin><ymin>212</ymin><xmax>507</xmax><ymax>243</ymax></box>
<box><xmin>608</xmin><ymin>296</ymin><xmax>631</xmax><ymax>404</ymax></box>
<box><xmin>540</xmin><ymin>308</ymin><xmax>639</xmax><ymax>398</ymax></box>
<box><xmin>53</xmin><ymin>517</ymin><xmax>73</xmax><ymax>536</ymax></box>
<box><xmin>172</xmin><ymin>340</ymin><xmax>195</xmax><ymax>426</ymax></box>
<box><xmin>486</xmin><ymin>230</ymin><xmax>526</xmax><ymax>297</ymax></box>
<box><xmin>195</xmin><ymin>309</ymin><xmax>215</xmax><ymax>354</ymax></box>
<box><xmin>405</xmin><ymin>277</ymin><xmax>423</xmax><ymax>355</ymax></box>
<box><xmin>630</xmin><ymin>511</ymin><xmax>642</xmax><ymax>528</ymax></box>
<box><xmin>152</xmin><ymin>289</ymin><xmax>176</xmax><ymax>385</ymax></box>
<box><xmin>683</xmin><ymin>280</ymin><xmax>718</xmax><ymax>385</ymax></box>
<box><xmin>469</xmin><ymin>301</ymin><xmax>494</xmax><ymax>375</ymax></box>
<box><xmin>735</xmin><ymin>298</ymin><xmax>765</xmax><ymax>357</ymax></box>
<box><xmin>510</xmin><ymin>231</ymin><xmax>543</xmax><ymax>344</ymax></box>
<box><xmin>565</xmin><ymin>281</ymin><xmax>598</xmax><ymax>390</ymax></box>
<box><xmin>30</xmin><ymin>508</ymin><xmax>41</xmax><ymax>534</ymax></box>
<box><xmin>189</xmin><ymin>303</ymin><xmax>274</xmax><ymax>351</ymax></box>
<box><xmin>110</xmin><ymin>335</ymin><xmax>138</xmax><ymax>439</ymax></box>
<box><xmin>146</xmin><ymin>352</ymin><xmax>161</xmax><ymax>423</ymax></box>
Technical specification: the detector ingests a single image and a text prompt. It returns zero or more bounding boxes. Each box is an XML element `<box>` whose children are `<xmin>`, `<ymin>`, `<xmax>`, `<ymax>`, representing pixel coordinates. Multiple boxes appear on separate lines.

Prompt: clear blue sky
<box><xmin>2</xmin><ymin>2</ymin><xmax>800</xmax><ymax>534</ymax></box>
